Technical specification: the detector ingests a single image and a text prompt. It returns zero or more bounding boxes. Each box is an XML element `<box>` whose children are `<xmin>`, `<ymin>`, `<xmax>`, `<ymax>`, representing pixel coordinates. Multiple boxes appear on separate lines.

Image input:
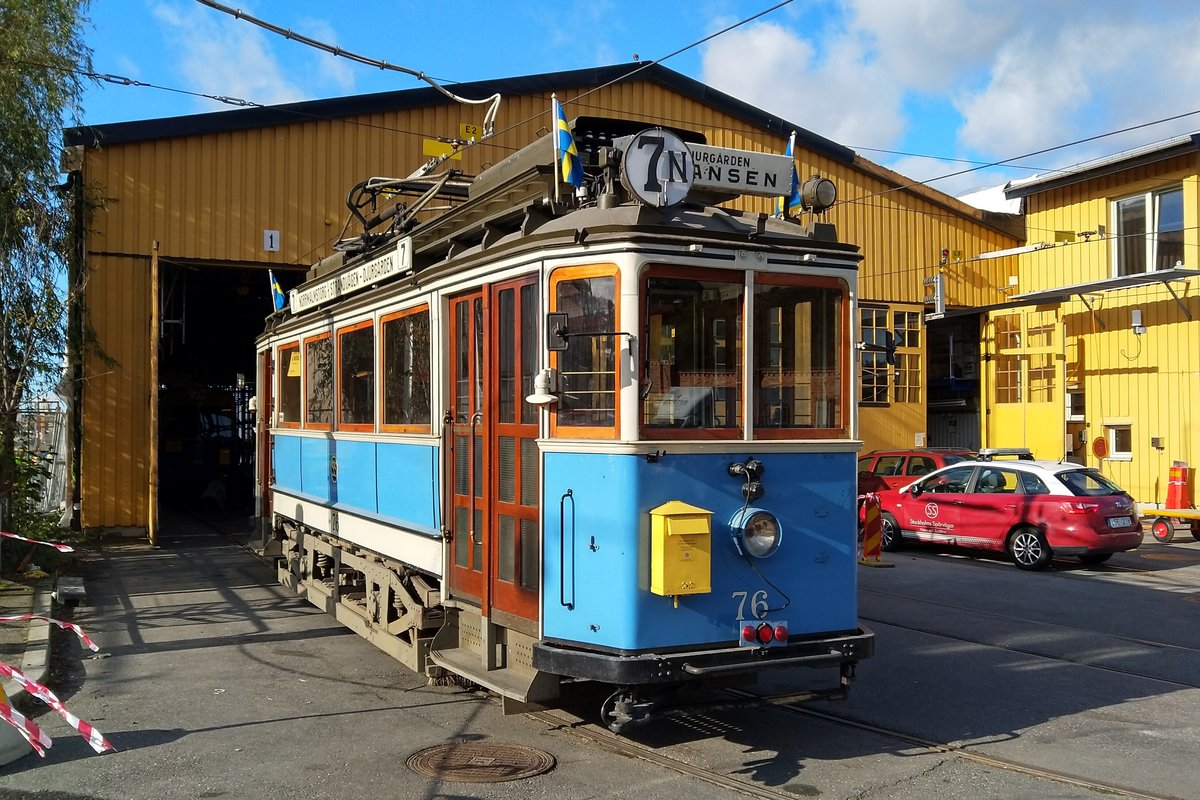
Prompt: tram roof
<box><xmin>65</xmin><ymin>62</ymin><xmax>854</xmax><ymax>165</ymax></box>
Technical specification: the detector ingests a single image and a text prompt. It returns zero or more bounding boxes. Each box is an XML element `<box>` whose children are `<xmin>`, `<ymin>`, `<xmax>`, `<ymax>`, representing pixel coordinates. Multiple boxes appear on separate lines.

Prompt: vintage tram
<box><xmin>255</xmin><ymin>116</ymin><xmax>873</xmax><ymax>731</ymax></box>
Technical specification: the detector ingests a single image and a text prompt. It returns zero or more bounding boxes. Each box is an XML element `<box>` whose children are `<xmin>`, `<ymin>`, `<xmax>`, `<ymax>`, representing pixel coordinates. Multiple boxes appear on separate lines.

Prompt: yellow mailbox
<box><xmin>650</xmin><ymin>500</ymin><xmax>712</xmax><ymax>597</ymax></box>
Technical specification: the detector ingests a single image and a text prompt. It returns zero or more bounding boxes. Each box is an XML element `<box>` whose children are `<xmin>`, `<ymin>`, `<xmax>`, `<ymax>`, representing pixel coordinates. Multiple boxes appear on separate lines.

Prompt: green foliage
<box><xmin>0</xmin><ymin>0</ymin><xmax>92</xmax><ymax>531</ymax></box>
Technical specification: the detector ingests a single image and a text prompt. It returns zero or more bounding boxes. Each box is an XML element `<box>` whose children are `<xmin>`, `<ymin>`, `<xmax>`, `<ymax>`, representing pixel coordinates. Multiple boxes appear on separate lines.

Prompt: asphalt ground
<box><xmin>0</xmin><ymin>515</ymin><xmax>1196</xmax><ymax>799</ymax></box>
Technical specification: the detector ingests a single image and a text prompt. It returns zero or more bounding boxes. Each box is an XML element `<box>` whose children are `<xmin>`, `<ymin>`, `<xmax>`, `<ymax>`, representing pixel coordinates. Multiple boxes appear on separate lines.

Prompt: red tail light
<box><xmin>741</xmin><ymin>625</ymin><xmax>756</xmax><ymax>642</ymax></box>
<box><xmin>773</xmin><ymin>624</ymin><xmax>789</xmax><ymax>642</ymax></box>
<box><xmin>755</xmin><ymin>624</ymin><xmax>774</xmax><ymax>645</ymax></box>
<box><xmin>1060</xmin><ymin>501</ymin><xmax>1100</xmax><ymax>514</ymax></box>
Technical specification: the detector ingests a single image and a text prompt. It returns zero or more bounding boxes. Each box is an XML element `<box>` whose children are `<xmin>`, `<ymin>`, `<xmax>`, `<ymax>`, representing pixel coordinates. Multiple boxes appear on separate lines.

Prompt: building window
<box><xmin>1107</xmin><ymin>424</ymin><xmax>1132</xmax><ymax>460</ymax></box>
<box><xmin>995</xmin><ymin>355</ymin><xmax>1021</xmax><ymax>403</ymax></box>
<box><xmin>859</xmin><ymin>307</ymin><xmax>921</xmax><ymax>405</ymax></box>
<box><xmin>1114</xmin><ymin>186</ymin><xmax>1183</xmax><ymax>276</ymax></box>
<box><xmin>860</xmin><ymin>307</ymin><xmax>889</xmax><ymax>404</ymax></box>
<box><xmin>1065</xmin><ymin>390</ymin><xmax>1085</xmax><ymax>422</ymax></box>
<box><xmin>893</xmin><ymin>311</ymin><xmax>921</xmax><ymax>403</ymax></box>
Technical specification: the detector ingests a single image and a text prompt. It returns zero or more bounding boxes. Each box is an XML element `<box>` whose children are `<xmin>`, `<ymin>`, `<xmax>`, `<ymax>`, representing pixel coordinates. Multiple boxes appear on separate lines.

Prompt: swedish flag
<box><xmin>553</xmin><ymin>96</ymin><xmax>584</xmax><ymax>188</ymax></box>
<box><xmin>776</xmin><ymin>131</ymin><xmax>802</xmax><ymax>217</ymax></box>
<box><xmin>269</xmin><ymin>269</ymin><xmax>286</xmax><ymax>311</ymax></box>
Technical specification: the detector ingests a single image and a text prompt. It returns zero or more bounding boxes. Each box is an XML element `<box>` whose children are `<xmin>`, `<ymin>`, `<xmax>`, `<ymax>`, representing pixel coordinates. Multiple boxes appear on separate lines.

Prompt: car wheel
<box><xmin>1191</xmin><ymin>521</ymin><xmax>1200</xmax><ymax>542</ymax></box>
<box><xmin>1077</xmin><ymin>552</ymin><xmax>1112</xmax><ymax>565</ymax></box>
<box><xmin>1008</xmin><ymin>527</ymin><xmax>1051</xmax><ymax>571</ymax></box>
<box><xmin>1151</xmin><ymin>518</ymin><xmax>1175</xmax><ymax>544</ymax></box>
<box><xmin>880</xmin><ymin>512</ymin><xmax>904</xmax><ymax>552</ymax></box>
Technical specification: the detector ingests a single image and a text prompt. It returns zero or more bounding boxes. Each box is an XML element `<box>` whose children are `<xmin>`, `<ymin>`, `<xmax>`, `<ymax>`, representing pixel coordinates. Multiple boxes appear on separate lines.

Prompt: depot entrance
<box><xmin>155</xmin><ymin>261</ymin><xmax>300</xmax><ymax>517</ymax></box>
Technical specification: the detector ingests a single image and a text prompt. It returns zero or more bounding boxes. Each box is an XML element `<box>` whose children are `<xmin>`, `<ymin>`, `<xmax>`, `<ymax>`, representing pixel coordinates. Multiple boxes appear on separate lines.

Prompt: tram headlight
<box><xmin>730</xmin><ymin>508</ymin><xmax>782</xmax><ymax>558</ymax></box>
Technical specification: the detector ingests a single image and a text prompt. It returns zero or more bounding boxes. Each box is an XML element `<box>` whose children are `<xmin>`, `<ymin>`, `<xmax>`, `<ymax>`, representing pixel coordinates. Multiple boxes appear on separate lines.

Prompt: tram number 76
<box><xmin>731</xmin><ymin>590</ymin><xmax>770</xmax><ymax>621</ymax></box>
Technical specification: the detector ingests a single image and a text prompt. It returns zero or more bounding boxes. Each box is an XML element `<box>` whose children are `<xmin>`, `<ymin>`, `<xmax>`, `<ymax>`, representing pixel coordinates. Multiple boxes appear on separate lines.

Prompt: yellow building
<box><xmin>994</xmin><ymin>134</ymin><xmax>1200</xmax><ymax>509</ymax></box>
<box><xmin>63</xmin><ymin>62</ymin><xmax>1019</xmax><ymax>532</ymax></box>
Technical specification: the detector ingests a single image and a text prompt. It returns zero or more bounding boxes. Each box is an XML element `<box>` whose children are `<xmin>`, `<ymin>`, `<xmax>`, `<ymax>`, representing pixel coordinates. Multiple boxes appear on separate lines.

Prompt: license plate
<box><xmin>1107</xmin><ymin>516</ymin><xmax>1133</xmax><ymax>528</ymax></box>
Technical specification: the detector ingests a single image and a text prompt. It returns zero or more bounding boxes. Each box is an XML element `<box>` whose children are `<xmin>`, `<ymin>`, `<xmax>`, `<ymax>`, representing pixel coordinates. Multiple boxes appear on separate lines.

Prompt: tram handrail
<box><xmin>560</xmin><ymin>489</ymin><xmax>575</xmax><ymax>610</ymax></box>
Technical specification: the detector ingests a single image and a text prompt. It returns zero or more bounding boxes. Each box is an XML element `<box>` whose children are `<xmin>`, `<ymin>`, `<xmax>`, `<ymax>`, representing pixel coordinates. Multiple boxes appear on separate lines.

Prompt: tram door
<box><xmin>447</xmin><ymin>277</ymin><xmax>540</xmax><ymax>626</ymax></box>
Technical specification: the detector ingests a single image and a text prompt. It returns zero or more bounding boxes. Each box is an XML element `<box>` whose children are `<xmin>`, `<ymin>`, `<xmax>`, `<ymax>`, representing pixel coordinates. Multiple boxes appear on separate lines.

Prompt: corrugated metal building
<box><xmin>64</xmin><ymin>62</ymin><xmax>1021</xmax><ymax>532</ymax></box>
<box><xmin>997</xmin><ymin>134</ymin><xmax>1200</xmax><ymax>509</ymax></box>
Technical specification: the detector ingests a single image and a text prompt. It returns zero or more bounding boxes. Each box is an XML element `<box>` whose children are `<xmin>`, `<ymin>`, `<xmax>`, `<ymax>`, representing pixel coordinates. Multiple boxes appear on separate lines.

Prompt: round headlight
<box><xmin>734</xmin><ymin>510</ymin><xmax>782</xmax><ymax>558</ymax></box>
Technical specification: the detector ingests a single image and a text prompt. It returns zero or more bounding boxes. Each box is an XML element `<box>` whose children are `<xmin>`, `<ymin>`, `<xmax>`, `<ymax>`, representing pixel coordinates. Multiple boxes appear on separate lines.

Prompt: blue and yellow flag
<box><xmin>776</xmin><ymin>131</ymin><xmax>802</xmax><ymax>217</ymax></box>
<box><xmin>269</xmin><ymin>269</ymin><xmax>286</xmax><ymax>311</ymax></box>
<box><xmin>553</xmin><ymin>96</ymin><xmax>584</xmax><ymax>188</ymax></box>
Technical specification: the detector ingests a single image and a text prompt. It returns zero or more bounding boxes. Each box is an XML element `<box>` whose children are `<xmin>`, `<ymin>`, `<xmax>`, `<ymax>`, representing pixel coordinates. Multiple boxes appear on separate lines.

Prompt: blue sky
<box><xmin>80</xmin><ymin>0</ymin><xmax>1200</xmax><ymax>202</ymax></box>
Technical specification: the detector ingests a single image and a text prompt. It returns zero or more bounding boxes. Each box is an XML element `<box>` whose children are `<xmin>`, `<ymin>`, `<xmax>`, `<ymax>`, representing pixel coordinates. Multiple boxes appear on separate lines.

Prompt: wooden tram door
<box><xmin>447</xmin><ymin>277</ymin><xmax>541</xmax><ymax>626</ymax></box>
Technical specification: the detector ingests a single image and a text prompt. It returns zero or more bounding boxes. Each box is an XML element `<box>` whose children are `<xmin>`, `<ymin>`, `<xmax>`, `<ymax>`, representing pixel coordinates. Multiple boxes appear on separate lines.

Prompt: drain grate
<box><xmin>406</xmin><ymin>742</ymin><xmax>556</xmax><ymax>783</ymax></box>
<box><xmin>1138</xmin><ymin>552</ymin><xmax>1197</xmax><ymax>562</ymax></box>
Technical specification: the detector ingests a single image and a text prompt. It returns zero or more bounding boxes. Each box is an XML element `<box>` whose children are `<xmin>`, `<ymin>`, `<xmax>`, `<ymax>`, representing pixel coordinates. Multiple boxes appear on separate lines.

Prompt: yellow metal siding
<box><xmin>79</xmin><ymin>79</ymin><xmax>1019</xmax><ymax>528</ymax></box>
<box><xmin>81</xmin><ymin>254</ymin><xmax>150</xmax><ymax>528</ymax></box>
<box><xmin>991</xmin><ymin>150</ymin><xmax>1200</xmax><ymax>506</ymax></box>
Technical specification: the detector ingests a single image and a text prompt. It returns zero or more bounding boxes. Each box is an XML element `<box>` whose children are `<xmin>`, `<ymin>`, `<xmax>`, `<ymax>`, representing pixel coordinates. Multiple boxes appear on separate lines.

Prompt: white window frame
<box><xmin>1112</xmin><ymin>185</ymin><xmax>1184</xmax><ymax>277</ymax></box>
<box><xmin>1105</xmin><ymin>423</ymin><xmax>1132</xmax><ymax>461</ymax></box>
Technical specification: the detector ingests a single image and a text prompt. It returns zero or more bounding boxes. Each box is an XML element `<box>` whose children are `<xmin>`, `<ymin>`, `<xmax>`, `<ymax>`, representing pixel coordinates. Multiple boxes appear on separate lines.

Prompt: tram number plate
<box><xmin>1107</xmin><ymin>516</ymin><xmax>1132</xmax><ymax>528</ymax></box>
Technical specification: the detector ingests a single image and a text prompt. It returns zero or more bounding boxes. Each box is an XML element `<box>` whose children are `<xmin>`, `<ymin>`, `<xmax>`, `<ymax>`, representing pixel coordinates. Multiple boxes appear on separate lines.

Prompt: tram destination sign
<box><xmin>617</xmin><ymin>129</ymin><xmax>794</xmax><ymax>207</ymax></box>
<box><xmin>289</xmin><ymin>237</ymin><xmax>412</xmax><ymax>313</ymax></box>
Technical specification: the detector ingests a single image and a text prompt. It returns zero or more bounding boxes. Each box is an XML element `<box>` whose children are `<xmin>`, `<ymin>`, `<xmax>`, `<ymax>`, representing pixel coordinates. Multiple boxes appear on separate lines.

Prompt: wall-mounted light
<box><xmin>1131</xmin><ymin>308</ymin><xmax>1146</xmax><ymax>336</ymax></box>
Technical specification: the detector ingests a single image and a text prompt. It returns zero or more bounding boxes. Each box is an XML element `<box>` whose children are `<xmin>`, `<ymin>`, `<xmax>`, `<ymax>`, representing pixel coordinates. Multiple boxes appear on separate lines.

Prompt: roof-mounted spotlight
<box><xmin>800</xmin><ymin>175</ymin><xmax>837</xmax><ymax>213</ymax></box>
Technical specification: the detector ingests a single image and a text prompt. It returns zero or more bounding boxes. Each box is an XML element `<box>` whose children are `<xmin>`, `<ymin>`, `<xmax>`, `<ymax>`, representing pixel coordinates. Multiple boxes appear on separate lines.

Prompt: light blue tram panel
<box><xmin>542</xmin><ymin>449</ymin><xmax>859</xmax><ymax>652</ymax></box>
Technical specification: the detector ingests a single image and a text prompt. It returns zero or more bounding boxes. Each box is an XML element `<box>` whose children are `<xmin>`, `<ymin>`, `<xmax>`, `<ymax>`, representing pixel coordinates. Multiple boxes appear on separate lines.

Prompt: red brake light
<box><xmin>1060</xmin><ymin>501</ymin><xmax>1100</xmax><ymax>514</ymax></box>
<box><xmin>773</xmin><ymin>624</ymin><xmax>788</xmax><ymax>642</ymax></box>
<box><xmin>755</xmin><ymin>624</ymin><xmax>774</xmax><ymax>645</ymax></box>
<box><xmin>741</xmin><ymin>625</ymin><xmax>756</xmax><ymax>642</ymax></box>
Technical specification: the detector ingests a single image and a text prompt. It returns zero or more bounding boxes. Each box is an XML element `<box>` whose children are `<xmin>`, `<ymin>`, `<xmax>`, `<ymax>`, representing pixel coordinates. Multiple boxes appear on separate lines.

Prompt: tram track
<box><xmin>528</xmin><ymin>697</ymin><xmax>1189</xmax><ymax>800</ymax></box>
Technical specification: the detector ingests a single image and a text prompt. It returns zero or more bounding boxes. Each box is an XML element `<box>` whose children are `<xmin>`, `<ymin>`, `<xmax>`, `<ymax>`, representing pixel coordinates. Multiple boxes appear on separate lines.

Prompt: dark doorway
<box><xmin>156</xmin><ymin>262</ymin><xmax>298</xmax><ymax>516</ymax></box>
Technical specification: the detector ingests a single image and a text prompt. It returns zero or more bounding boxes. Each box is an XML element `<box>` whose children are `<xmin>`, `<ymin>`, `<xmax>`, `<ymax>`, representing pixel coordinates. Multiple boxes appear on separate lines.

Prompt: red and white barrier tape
<box><xmin>0</xmin><ymin>531</ymin><xmax>74</xmax><ymax>553</ymax></box>
<box><xmin>0</xmin><ymin>614</ymin><xmax>99</xmax><ymax>652</ymax></box>
<box><xmin>0</xmin><ymin>701</ymin><xmax>52</xmax><ymax>756</ymax></box>
<box><xmin>0</xmin><ymin>661</ymin><xmax>114</xmax><ymax>754</ymax></box>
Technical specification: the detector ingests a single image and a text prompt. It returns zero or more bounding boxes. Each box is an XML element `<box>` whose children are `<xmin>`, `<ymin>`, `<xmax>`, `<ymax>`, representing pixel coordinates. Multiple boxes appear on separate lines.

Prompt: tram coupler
<box><xmin>601</xmin><ymin>689</ymin><xmax>653</xmax><ymax>734</ymax></box>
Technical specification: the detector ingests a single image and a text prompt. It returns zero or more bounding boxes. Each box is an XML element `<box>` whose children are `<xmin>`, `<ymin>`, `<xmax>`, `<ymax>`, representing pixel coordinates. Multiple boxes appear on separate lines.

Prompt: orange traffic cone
<box><xmin>859</xmin><ymin>493</ymin><xmax>893</xmax><ymax>568</ymax></box>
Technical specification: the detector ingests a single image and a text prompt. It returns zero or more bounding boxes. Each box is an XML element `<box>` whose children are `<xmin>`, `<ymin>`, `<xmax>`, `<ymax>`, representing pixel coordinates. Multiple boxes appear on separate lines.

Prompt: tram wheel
<box><xmin>1151</xmin><ymin>518</ymin><xmax>1175</xmax><ymax>544</ymax></box>
<box><xmin>1009</xmin><ymin>527</ymin><xmax>1051</xmax><ymax>571</ymax></box>
<box><xmin>600</xmin><ymin>689</ymin><xmax>649</xmax><ymax>734</ymax></box>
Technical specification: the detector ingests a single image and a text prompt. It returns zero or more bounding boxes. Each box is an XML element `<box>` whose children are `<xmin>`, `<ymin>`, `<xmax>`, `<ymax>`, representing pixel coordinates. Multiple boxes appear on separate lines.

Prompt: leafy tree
<box><xmin>0</xmin><ymin>0</ymin><xmax>92</xmax><ymax>535</ymax></box>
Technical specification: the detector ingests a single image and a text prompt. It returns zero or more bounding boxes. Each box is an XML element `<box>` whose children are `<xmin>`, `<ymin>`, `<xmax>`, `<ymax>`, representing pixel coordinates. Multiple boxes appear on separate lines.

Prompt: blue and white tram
<box><xmin>255</xmin><ymin>118</ymin><xmax>873</xmax><ymax>731</ymax></box>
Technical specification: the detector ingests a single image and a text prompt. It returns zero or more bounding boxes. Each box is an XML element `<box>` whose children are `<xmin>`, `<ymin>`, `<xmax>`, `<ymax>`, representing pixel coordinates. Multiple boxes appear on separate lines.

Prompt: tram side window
<box><xmin>381</xmin><ymin>307</ymin><xmax>431</xmax><ymax>430</ymax></box>
<box><xmin>305</xmin><ymin>334</ymin><xmax>334</xmax><ymax>429</ymax></box>
<box><xmin>277</xmin><ymin>343</ymin><xmax>301</xmax><ymax>427</ymax></box>
<box><xmin>552</xmin><ymin>270</ymin><xmax>617</xmax><ymax>433</ymax></box>
<box><xmin>752</xmin><ymin>279</ymin><xmax>845</xmax><ymax>437</ymax></box>
<box><xmin>641</xmin><ymin>270</ymin><xmax>743</xmax><ymax>437</ymax></box>
<box><xmin>338</xmin><ymin>322</ymin><xmax>374</xmax><ymax>430</ymax></box>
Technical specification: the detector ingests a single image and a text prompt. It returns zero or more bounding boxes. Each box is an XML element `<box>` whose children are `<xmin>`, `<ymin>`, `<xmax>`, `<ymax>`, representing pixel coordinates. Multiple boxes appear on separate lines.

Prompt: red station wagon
<box><xmin>878</xmin><ymin>449</ymin><xmax>1143</xmax><ymax>570</ymax></box>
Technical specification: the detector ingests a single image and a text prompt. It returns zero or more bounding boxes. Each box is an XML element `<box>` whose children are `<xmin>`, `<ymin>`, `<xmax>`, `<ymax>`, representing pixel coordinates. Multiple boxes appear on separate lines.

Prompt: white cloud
<box><xmin>152</xmin><ymin>1</ymin><xmax>304</xmax><ymax>109</ymax></box>
<box><xmin>299</xmin><ymin>18</ymin><xmax>356</xmax><ymax>95</ymax></box>
<box><xmin>701</xmin><ymin>21</ymin><xmax>907</xmax><ymax>147</ymax></box>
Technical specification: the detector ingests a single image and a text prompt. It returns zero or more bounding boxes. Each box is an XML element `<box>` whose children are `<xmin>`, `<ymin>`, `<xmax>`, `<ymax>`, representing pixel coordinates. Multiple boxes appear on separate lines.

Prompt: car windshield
<box><xmin>1059</xmin><ymin>469</ymin><xmax>1125</xmax><ymax>497</ymax></box>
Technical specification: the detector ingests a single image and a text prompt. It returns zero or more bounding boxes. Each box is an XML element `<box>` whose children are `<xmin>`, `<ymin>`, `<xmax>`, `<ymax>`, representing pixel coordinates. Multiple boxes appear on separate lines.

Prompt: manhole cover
<box><xmin>406</xmin><ymin>742</ymin><xmax>555</xmax><ymax>783</ymax></box>
<box><xmin>1139</xmin><ymin>552</ymin><xmax>1197</xmax><ymax>562</ymax></box>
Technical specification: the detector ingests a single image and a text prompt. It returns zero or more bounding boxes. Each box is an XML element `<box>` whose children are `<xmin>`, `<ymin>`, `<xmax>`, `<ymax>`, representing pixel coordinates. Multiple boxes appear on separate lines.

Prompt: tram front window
<box><xmin>642</xmin><ymin>270</ymin><xmax>743</xmax><ymax>436</ymax></box>
<box><xmin>752</xmin><ymin>278</ymin><xmax>845</xmax><ymax>436</ymax></box>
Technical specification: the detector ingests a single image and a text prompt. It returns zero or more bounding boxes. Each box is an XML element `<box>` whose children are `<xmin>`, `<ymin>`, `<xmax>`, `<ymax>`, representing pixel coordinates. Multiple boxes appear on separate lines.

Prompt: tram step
<box><xmin>429</xmin><ymin>644</ymin><xmax>543</xmax><ymax>703</ymax></box>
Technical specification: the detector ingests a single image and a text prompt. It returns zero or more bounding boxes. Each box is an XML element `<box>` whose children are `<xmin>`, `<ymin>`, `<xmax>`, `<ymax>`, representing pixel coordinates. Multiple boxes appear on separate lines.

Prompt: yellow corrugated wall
<box><xmin>991</xmin><ymin>152</ymin><xmax>1200</xmax><ymax>505</ymax></box>
<box><xmin>79</xmin><ymin>79</ymin><xmax>1020</xmax><ymax>527</ymax></box>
